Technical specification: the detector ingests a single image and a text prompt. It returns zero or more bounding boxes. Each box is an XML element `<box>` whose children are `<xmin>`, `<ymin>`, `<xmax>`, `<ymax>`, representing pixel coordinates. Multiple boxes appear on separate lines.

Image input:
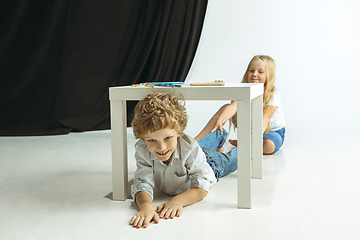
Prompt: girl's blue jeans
<box><xmin>198</xmin><ymin>129</ymin><xmax>237</xmax><ymax>181</ymax></box>
<box><xmin>263</xmin><ymin>128</ymin><xmax>285</xmax><ymax>153</ymax></box>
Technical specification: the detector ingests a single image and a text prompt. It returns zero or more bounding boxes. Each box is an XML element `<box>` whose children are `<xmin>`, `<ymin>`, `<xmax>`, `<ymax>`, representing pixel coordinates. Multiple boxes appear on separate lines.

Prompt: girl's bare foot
<box><xmin>216</xmin><ymin>147</ymin><xmax>224</xmax><ymax>152</ymax></box>
<box><xmin>229</xmin><ymin>139</ymin><xmax>237</xmax><ymax>147</ymax></box>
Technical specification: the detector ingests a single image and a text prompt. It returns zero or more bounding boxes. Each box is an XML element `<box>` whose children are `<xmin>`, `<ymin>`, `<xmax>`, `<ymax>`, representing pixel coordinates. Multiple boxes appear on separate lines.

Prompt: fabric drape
<box><xmin>0</xmin><ymin>0</ymin><xmax>208</xmax><ymax>136</ymax></box>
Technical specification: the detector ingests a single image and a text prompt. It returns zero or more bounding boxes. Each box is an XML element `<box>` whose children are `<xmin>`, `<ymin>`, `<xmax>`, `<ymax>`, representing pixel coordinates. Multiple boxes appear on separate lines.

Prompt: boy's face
<box><xmin>143</xmin><ymin>127</ymin><xmax>180</xmax><ymax>165</ymax></box>
<box><xmin>246</xmin><ymin>59</ymin><xmax>267</xmax><ymax>84</ymax></box>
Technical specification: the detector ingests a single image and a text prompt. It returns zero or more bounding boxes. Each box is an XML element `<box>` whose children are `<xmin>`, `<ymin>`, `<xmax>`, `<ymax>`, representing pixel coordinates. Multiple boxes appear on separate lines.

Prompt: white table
<box><xmin>109</xmin><ymin>83</ymin><xmax>263</xmax><ymax>208</ymax></box>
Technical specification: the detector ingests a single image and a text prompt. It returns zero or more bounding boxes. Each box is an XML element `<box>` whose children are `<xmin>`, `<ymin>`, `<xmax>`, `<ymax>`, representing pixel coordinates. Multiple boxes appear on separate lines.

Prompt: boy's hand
<box><xmin>130</xmin><ymin>208</ymin><xmax>159</xmax><ymax>229</ymax></box>
<box><xmin>156</xmin><ymin>198</ymin><xmax>184</xmax><ymax>219</ymax></box>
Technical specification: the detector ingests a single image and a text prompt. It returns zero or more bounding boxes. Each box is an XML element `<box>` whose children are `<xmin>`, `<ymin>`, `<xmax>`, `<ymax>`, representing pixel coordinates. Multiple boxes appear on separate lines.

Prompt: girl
<box><xmin>195</xmin><ymin>55</ymin><xmax>286</xmax><ymax>154</ymax></box>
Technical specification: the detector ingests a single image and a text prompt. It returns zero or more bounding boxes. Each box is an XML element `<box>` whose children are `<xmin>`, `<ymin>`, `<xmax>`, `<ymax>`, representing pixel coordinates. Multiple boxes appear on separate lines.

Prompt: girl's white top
<box><xmin>268</xmin><ymin>89</ymin><xmax>286</xmax><ymax>131</ymax></box>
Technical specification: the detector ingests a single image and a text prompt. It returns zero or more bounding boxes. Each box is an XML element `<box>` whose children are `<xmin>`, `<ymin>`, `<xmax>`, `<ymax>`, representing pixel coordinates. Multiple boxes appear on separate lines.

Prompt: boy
<box><xmin>130</xmin><ymin>92</ymin><xmax>237</xmax><ymax>228</ymax></box>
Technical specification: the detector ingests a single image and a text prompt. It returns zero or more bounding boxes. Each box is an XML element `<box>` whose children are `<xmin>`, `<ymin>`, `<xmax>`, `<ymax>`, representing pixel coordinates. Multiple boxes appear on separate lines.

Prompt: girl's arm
<box><xmin>156</xmin><ymin>188</ymin><xmax>208</xmax><ymax>219</ymax></box>
<box><xmin>195</xmin><ymin>101</ymin><xmax>237</xmax><ymax>141</ymax></box>
<box><xmin>262</xmin><ymin>106</ymin><xmax>277</xmax><ymax>133</ymax></box>
<box><xmin>210</xmin><ymin>100</ymin><xmax>237</xmax><ymax>133</ymax></box>
<box><xmin>130</xmin><ymin>191</ymin><xmax>160</xmax><ymax>228</ymax></box>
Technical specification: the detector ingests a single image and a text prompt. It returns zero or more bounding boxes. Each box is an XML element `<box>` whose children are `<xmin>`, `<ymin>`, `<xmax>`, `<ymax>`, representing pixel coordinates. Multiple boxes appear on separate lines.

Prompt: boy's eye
<box><xmin>148</xmin><ymin>139</ymin><xmax>156</xmax><ymax>142</ymax></box>
<box><xmin>165</xmin><ymin>136</ymin><xmax>172</xmax><ymax>140</ymax></box>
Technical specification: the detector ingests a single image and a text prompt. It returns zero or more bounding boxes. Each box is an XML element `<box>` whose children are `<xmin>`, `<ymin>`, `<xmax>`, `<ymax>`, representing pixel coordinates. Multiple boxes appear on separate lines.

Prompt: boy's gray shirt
<box><xmin>131</xmin><ymin>133</ymin><xmax>217</xmax><ymax>200</ymax></box>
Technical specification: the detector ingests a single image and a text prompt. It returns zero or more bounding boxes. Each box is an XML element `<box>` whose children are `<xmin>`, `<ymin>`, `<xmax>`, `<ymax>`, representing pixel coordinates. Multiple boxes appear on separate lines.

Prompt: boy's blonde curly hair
<box><xmin>131</xmin><ymin>92</ymin><xmax>188</xmax><ymax>139</ymax></box>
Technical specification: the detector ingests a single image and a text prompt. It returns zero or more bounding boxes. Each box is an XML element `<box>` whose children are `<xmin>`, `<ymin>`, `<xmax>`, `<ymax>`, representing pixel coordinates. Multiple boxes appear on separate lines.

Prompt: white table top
<box><xmin>109</xmin><ymin>83</ymin><xmax>263</xmax><ymax>101</ymax></box>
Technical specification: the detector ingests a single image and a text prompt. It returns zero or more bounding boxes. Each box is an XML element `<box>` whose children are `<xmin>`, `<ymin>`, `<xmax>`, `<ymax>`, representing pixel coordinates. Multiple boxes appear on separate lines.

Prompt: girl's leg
<box><xmin>263</xmin><ymin>128</ymin><xmax>285</xmax><ymax>154</ymax></box>
<box><xmin>229</xmin><ymin>139</ymin><xmax>274</xmax><ymax>154</ymax></box>
<box><xmin>194</xmin><ymin>104</ymin><xmax>229</xmax><ymax>141</ymax></box>
<box><xmin>263</xmin><ymin>140</ymin><xmax>276</xmax><ymax>155</ymax></box>
<box><xmin>198</xmin><ymin>129</ymin><xmax>228</xmax><ymax>150</ymax></box>
<box><xmin>228</xmin><ymin>128</ymin><xmax>285</xmax><ymax>154</ymax></box>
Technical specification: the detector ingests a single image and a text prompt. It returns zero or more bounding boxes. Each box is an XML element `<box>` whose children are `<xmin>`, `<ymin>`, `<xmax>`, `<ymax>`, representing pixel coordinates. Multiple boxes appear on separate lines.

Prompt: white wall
<box><xmin>186</xmin><ymin>0</ymin><xmax>360</xmax><ymax>140</ymax></box>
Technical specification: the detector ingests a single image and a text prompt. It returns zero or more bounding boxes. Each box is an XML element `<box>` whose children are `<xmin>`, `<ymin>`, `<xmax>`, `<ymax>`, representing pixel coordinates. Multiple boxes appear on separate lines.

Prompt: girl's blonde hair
<box><xmin>131</xmin><ymin>92</ymin><xmax>188</xmax><ymax>139</ymax></box>
<box><xmin>230</xmin><ymin>55</ymin><xmax>276</xmax><ymax>135</ymax></box>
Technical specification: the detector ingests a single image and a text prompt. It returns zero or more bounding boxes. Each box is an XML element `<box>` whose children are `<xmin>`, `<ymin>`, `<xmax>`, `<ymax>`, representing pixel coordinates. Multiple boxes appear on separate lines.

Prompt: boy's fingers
<box><xmin>170</xmin><ymin>209</ymin><xmax>177</xmax><ymax>219</ymax></box>
<box><xmin>159</xmin><ymin>208</ymin><xmax>168</xmax><ymax>218</ymax></box>
<box><xmin>170</xmin><ymin>209</ymin><xmax>180</xmax><ymax>219</ymax></box>
<box><xmin>177</xmin><ymin>208</ymin><xmax>183</xmax><ymax>217</ymax></box>
<box><xmin>143</xmin><ymin>217</ymin><xmax>151</xmax><ymax>228</ymax></box>
<box><xmin>137</xmin><ymin>219</ymin><xmax>144</xmax><ymax>228</ymax></box>
<box><xmin>164</xmin><ymin>209</ymin><xmax>173</xmax><ymax>219</ymax></box>
<box><xmin>131</xmin><ymin>215</ymin><xmax>140</xmax><ymax>223</ymax></box>
<box><xmin>131</xmin><ymin>214</ymin><xmax>159</xmax><ymax>228</ymax></box>
<box><xmin>153</xmin><ymin>213</ymin><xmax>160</xmax><ymax>223</ymax></box>
<box><xmin>132</xmin><ymin>217</ymin><xmax>139</xmax><ymax>228</ymax></box>
<box><xmin>139</xmin><ymin>217</ymin><xmax>148</xmax><ymax>228</ymax></box>
<box><xmin>130</xmin><ymin>216</ymin><xmax>137</xmax><ymax>225</ymax></box>
<box><xmin>156</xmin><ymin>204</ymin><xmax>164</xmax><ymax>213</ymax></box>
<box><xmin>159</xmin><ymin>209</ymin><xmax>166</xmax><ymax>218</ymax></box>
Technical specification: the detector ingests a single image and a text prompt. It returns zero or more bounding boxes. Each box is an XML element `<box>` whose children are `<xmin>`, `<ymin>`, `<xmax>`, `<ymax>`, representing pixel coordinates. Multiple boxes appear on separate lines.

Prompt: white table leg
<box><xmin>237</xmin><ymin>100</ymin><xmax>251</xmax><ymax>209</ymax></box>
<box><xmin>110</xmin><ymin>100</ymin><xmax>128</xmax><ymax>200</ymax></box>
<box><xmin>252</xmin><ymin>95</ymin><xmax>263</xmax><ymax>179</ymax></box>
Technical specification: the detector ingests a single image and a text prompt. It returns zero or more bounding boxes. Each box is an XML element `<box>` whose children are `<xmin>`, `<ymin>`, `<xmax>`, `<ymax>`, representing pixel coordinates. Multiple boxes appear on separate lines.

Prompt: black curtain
<box><xmin>0</xmin><ymin>0</ymin><xmax>208</xmax><ymax>136</ymax></box>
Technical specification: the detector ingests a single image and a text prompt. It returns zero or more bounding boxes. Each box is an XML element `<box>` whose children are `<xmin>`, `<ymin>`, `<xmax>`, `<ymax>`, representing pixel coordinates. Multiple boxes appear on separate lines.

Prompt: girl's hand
<box><xmin>156</xmin><ymin>199</ymin><xmax>184</xmax><ymax>219</ymax></box>
<box><xmin>210</xmin><ymin>119</ymin><xmax>224</xmax><ymax>134</ymax></box>
<box><xmin>130</xmin><ymin>208</ymin><xmax>160</xmax><ymax>229</ymax></box>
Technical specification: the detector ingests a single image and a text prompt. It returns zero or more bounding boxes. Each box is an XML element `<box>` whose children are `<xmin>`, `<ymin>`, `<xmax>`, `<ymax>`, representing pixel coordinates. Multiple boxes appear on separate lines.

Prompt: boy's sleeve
<box><xmin>130</xmin><ymin>144</ymin><xmax>155</xmax><ymax>200</ymax></box>
<box><xmin>185</xmin><ymin>143</ymin><xmax>216</xmax><ymax>192</ymax></box>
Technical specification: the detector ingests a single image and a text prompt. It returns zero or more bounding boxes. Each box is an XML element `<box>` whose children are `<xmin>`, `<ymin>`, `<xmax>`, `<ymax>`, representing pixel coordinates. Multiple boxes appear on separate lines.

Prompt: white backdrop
<box><xmin>185</xmin><ymin>0</ymin><xmax>360</xmax><ymax>140</ymax></box>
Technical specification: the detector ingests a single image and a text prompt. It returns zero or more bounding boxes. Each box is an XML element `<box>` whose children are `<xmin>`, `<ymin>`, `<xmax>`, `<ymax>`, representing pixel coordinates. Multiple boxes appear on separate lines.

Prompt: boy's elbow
<box><xmin>200</xmin><ymin>189</ymin><xmax>208</xmax><ymax>199</ymax></box>
<box><xmin>191</xmin><ymin>188</ymin><xmax>208</xmax><ymax>200</ymax></box>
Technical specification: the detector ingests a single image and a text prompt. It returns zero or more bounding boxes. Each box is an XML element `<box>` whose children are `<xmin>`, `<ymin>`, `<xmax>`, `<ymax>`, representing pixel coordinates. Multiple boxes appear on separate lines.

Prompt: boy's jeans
<box><xmin>198</xmin><ymin>129</ymin><xmax>237</xmax><ymax>180</ymax></box>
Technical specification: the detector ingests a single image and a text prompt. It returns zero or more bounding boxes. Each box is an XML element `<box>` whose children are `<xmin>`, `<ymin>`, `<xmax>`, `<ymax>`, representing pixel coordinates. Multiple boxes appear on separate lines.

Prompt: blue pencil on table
<box><xmin>144</xmin><ymin>82</ymin><xmax>183</xmax><ymax>87</ymax></box>
<box><xmin>132</xmin><ymin>82</ymin><xmax>183</xmax><ymax>87</ymax></box>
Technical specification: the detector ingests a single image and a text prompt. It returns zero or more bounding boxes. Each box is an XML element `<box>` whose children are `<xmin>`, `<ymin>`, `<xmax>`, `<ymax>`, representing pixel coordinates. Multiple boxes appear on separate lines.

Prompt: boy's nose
<box><xmin>158</xmin><ymin>142</ymin><xmax>166</xmax><ymax>150</ymax></box>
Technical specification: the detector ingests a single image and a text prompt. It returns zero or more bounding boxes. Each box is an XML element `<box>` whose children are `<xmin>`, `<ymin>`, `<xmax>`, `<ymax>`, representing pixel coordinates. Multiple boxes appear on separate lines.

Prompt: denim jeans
<box><xmin>263</xmin><ymin>127</ymin><xmax>285</xmax><ymax>153</ymax></box>
<box><xmin>198</xmin><ymin>129</ymin><xmax>237</xmax><ymax>181</ymax></box>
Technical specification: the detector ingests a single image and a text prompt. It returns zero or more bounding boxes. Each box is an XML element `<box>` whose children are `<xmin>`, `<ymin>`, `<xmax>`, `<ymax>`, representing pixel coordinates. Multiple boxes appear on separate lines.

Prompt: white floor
<box><xmin>1</xmin><ymin>108</ymin><xmax>360</xmax><ymax>240</ymax></box>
